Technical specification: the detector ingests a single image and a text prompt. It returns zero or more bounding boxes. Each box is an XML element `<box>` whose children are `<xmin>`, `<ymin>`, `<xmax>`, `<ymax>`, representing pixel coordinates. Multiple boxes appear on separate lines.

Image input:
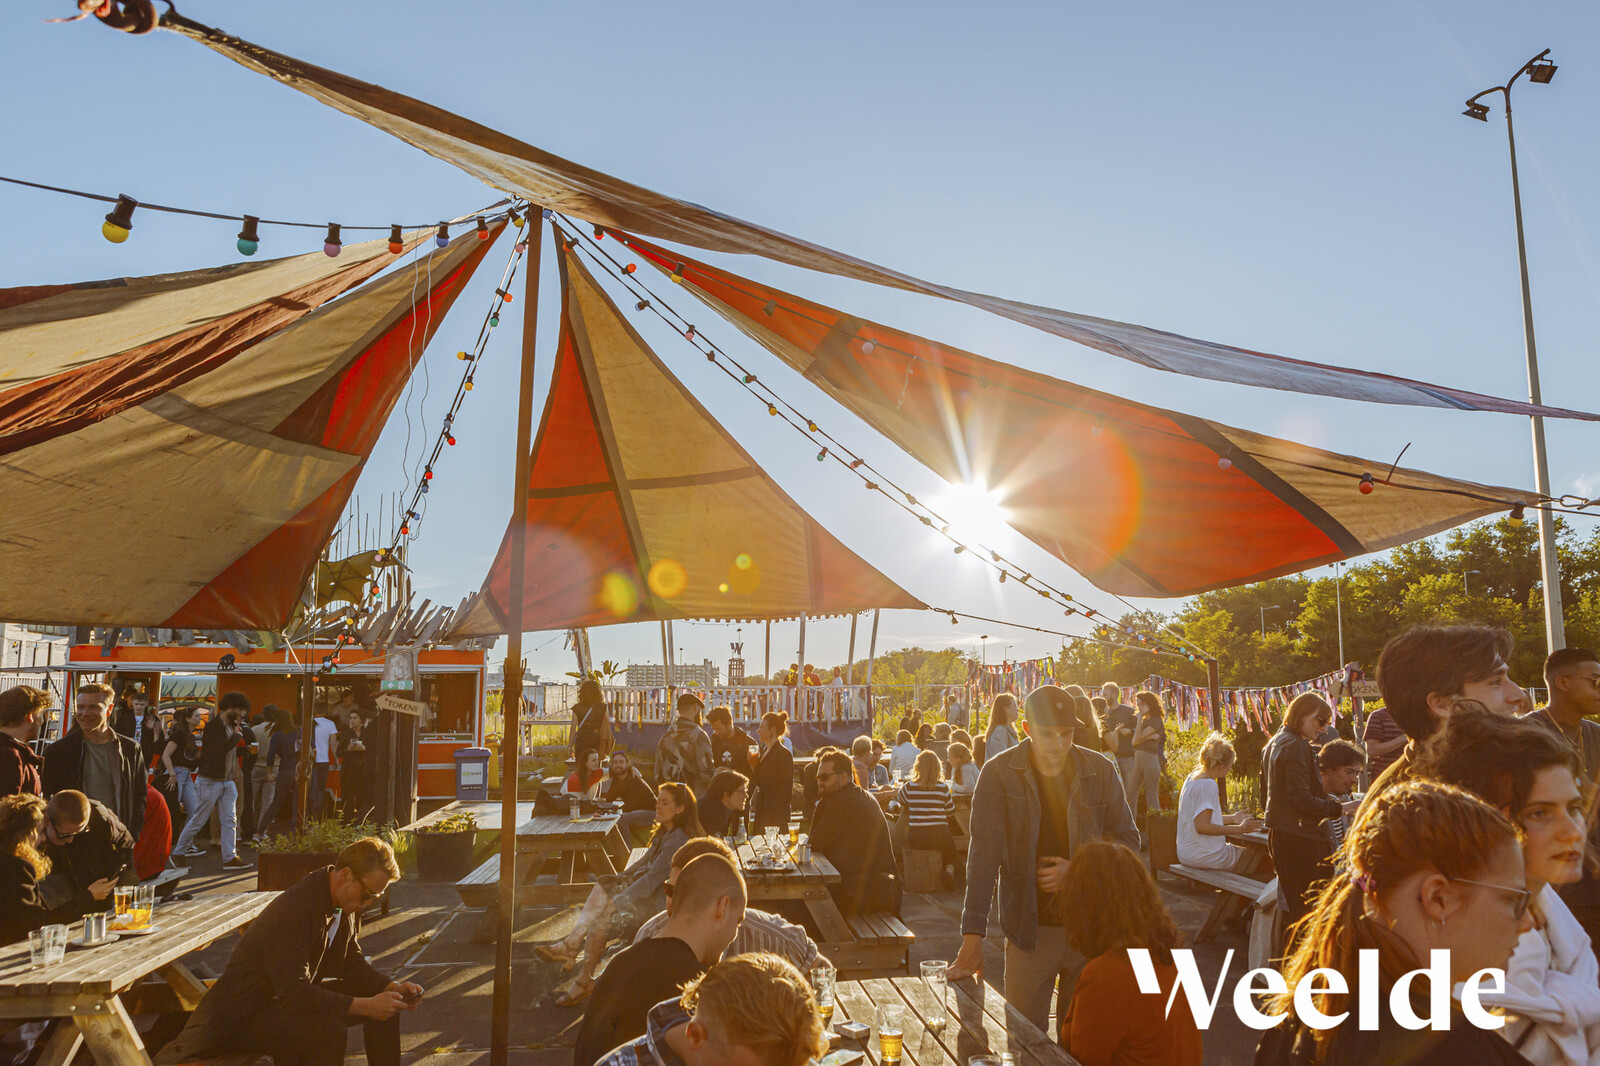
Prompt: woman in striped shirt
<box><xmin>897</xmin><ymin>750</ymin><xmax>957</xmax><ymax>885</ymax></box>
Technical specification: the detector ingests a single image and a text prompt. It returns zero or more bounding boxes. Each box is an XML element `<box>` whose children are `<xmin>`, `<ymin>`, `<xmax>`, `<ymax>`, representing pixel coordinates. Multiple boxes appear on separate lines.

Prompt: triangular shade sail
<box><xmin>615</xmin><ymin>231</ymin><xmax>1535</xmax><ymax>598</ymax></box>
<box><xmin>450</xmin><ymin>239</ymin><xmax>924</xmax><ymax>637</ymax></box>
<box><xmin>167</xmin><ymin>14</ymin><xmax>1600</xmax><ymax>423</ymax></box>
<box><xmin>0</xmin><ymin>224</ymin><xmax>504</xmax><ymax>627</ymax></box>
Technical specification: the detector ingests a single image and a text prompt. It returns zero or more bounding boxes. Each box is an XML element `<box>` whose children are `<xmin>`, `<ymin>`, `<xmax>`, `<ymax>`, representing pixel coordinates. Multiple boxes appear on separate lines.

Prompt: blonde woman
<box><xmin>0</xmin><ymin>793</ymin><xmax>54</xmax><ymax>945</ymax></box>
<box><xmin>1175</xmin><ymin>733</ymin><xmax>1262</xmax><ymax>871</ymax></box>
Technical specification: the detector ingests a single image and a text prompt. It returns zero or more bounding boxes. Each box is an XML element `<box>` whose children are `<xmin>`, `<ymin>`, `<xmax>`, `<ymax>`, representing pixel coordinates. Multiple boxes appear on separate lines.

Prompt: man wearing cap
<box><xmin>948</xmin><ymin>685</ymin><xmax>1138</xmax><ymax>1033</ymax></box>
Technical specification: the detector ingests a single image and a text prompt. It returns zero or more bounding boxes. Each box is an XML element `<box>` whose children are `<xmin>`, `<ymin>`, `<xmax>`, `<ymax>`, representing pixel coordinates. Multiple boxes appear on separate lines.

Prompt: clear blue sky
<box><xmin>5</xmin><ymin>1</ymin><xmax>1599</xmax><ymax>680</ymax></box>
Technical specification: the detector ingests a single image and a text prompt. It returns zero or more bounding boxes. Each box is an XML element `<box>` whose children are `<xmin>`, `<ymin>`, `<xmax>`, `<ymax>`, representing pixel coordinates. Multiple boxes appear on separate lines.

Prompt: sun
<box><xmin>930</xmin><ymin>480</ymin><xmax>1013</xmax><ymax>548</ymax></box>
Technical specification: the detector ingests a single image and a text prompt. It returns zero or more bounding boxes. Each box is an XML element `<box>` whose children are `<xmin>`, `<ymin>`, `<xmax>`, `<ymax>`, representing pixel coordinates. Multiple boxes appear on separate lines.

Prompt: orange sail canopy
<box><xmin>450</xmin><ymin>236</ymin><xmax>924</xmax><ymax>636</ymax></box>
<box><xmin>614</xmin><ymin>231</ymin><xmax>1533</xmax><ymax>598</ymax></box>
<box><xmin>0</xmin><ymin>225</ymin><xmax>504</xmax><ymax>627</ymax></box>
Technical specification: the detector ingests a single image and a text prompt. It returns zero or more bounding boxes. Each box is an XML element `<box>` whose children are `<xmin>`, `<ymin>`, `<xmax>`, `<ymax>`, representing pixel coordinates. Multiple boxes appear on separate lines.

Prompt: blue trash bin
<box><xmin>454</xmin><ymin>747</ymin><xmax>492</xmax><ymax>802</ymax></box>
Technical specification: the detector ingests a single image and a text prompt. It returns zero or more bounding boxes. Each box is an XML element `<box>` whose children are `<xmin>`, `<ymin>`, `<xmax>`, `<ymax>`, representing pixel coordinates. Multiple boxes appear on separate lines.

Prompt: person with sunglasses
<box><xmin>1257</xmin><ymin>778</ymin><xmax>1535</xmax><ymax>1066</ymax></box>
<box><xmin>37</xmin><ymin>788</ymin><xmax>135</xmax><ymax>924</ymax></box>
<box><xmin>809</xmin><ymin>748</ymin><xmax>899</xmax><ymax>917</ymax></box>
<box><xmin>163</xmin><ymin>837</ymin><xmax>418</xmax><ymax>1066</ymax></box>
<box><xmin>1413</xmin><ymin>703</ymin><xmax>1599</xmax><ymax>1066</ymax></box>
<box><xmin>1262</xmin><ymin>693</ymin><xmax>1358</xmax><ymax>930</ymax></box>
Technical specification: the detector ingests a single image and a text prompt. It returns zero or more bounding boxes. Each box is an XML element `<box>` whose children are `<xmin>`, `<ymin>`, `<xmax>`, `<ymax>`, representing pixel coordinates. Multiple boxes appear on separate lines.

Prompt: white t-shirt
<box><xmin>1176</xmin><ymin>775</ymin><xmax>1237</xmax><ymax>870</ymax></box>
<box><xmin>312</xmin><ymin>717</ymin><xmax>338</xmax><ymax>764</ymax></box>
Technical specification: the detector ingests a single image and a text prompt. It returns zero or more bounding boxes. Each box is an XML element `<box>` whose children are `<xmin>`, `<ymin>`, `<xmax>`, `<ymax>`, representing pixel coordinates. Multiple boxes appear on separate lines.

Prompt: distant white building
<box><xmin>627</xmin><ymin>659</ymin><xmax>721</xmax><ymax>688</ymax></box>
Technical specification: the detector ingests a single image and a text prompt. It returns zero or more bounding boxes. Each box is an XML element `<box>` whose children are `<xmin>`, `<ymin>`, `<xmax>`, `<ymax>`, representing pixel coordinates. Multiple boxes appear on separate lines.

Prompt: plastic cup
<box><xmin>811</xmin><ymin>961</ymin><xmax>836</xmax><ymax>1027</ymax></box>
<box><xmin>30</xmin><ymin>925</ymin><xmax>67</xmax><ymax>966</ymax></box>
<box><xmin>921</xmin><ymin>960</ymin><xmax>949</xmax><ymax>1025</ymax></box>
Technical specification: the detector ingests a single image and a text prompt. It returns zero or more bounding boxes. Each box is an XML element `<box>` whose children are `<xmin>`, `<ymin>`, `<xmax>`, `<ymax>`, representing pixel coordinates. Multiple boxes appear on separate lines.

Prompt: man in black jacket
<box><xmin>162</xmin><ymin>838</ymin><xmax>418</xmax><ymax>1066</ymax></box>
<box><xmin>604</xmin><ymin>751</ymin><xmax>657</xmax><ymax>836</ymax></box>
<box><xmin>169</xmin><ymin>692</ymin><xmax>251</xmax><ymax>869</ymax></box>
<box><xmin>38</xmin><ymin>789</ymin><xmax>137</xmax><ymax>923</ymax></box>
<box><xmin>809</xmin><ymin>748</ymin><xmax>899</xmax><ymax>917</ymax></box>
<box><xmin>706</xmin><ymin>705</ymin><xmax>755</xmax><ymax>773</ymax></box>
<box><xmin>42</xmin><ymin>682</ymin><xmax>145</xmax><ymax>837</ymax></box>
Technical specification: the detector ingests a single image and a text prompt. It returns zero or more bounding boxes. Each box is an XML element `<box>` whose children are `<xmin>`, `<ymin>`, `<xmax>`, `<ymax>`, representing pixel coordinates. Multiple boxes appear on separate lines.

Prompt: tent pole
<box><xmin>764</xmin><ymin>621</ymin><xmax>771</xmax><ymax>681</ymax></box>
<box><xmin>660</xmin><ymin>621</ymin><xmax>673</xmax><ymax>709</ymax></box>
<box><xmin>846</xmin><ymin>612</ymin><xmax>858</xmax><ymax>685</ymax></box>
<box><xmin>491</xmin><ymin>216</ymin><xmax>543</xmax><ymax>1066</ymax></box>
<box><xmin>865</xmin><ymin>610</ymin><xmax>880</xmax><ymax>730</ymax></box>
<box><xmin>1206</xmin><ymin>657</ymin><xmax>1222</xmax><ymax>732</ymax></box>
<box><xmin>795</xmin><ymin>616</ymin><xmax>807</xmax><ymax>720</ymax></box>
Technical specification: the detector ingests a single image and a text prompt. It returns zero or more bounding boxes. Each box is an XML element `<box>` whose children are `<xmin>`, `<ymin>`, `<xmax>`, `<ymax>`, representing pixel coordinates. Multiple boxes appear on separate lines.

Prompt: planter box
<box><xmin>1148</xmin><ymin>816</ymin><xmax>1179</xmax><ymax>876</ymax></box>
<box><xmin>415</xmin><ymin>829</ymin><xmax>477</xmax><ymax>882</ymax></box>
<box><xmin>258</xmin><ymin>850</ymin><xmax>336</xmax><ymax>892</ymax></box>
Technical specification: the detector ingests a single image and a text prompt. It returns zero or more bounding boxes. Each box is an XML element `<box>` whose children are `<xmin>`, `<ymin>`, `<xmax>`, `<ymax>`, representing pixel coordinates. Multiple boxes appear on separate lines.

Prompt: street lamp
<box><xmin>1332</xmin><ymin>562</ymin><xmax>1346</xmax><ymax>668</ymax></box>
<box><xmin>1463</xmin><ymin>49</ymin><xmax>1566</xmax><ymax>653</ymax></box>
<box><xmin>1003</xmin><ymin>644</ymin><xmax>1015</xmax><ymax>663</ymax></box>
<box><xmin>1260</xmin><ymin>604</ymin><xmax>1282</xmax><ymax>637</ymax></box>
<box><xmin>981</xmin><ymin>635</ymin><xmax>989</xmax><ymax>667</ymax></box>
<box><xmin>1461</xmin><ymin>569</ymin><xmax>1482</xmax><ymax>596</ymax></box>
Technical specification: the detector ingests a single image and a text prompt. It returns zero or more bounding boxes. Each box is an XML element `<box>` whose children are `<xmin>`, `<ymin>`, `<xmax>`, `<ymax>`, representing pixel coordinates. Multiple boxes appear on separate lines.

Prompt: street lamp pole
<box><xmin>1465</xmin><ymin>49</ymin><xmax>1565</xmax><ymax>654</ymax></box>
<box><xmin>1260</xmin><ymin>604</ymin><xmax>1281</xmax><ymax>638</ymax></box>
<box><xmin>1461</xmin><ymin>569</ymin><xmax>1481</xmax><ymax>597</ymax></box>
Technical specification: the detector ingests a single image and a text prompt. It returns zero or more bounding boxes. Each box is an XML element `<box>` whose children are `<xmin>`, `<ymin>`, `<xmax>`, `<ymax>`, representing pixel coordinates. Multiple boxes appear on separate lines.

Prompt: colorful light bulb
<box><xmin>436</xmin><ymin>222</ymin><xmax>449</xmax><ymax>248</ymax></box>
<box><xmin>1358</xmin><ymin>473</ymin><xmax>1375</xmax><ymax>495</ymax></box>
<box><xmin>388</xmin><ymin>224</ymin><xmax>404</xmax><ymax>254</ymax></box>
<box><xmin>323</xmin><ymin>222</ymin><xmax>342</xmax><ymax>257</ymax></box>
<box><xmin>101</xmin><ymin>194</ymin><xmax>137</xmax><ymax>243</ymax></box>
<box><xmin>476</xmin><ymin>216</ymin><xmax>490</xmax><ymax>241</ymax></box>
<box><xmin>236</xmin><ymin>214</ymin><xmax>260</xmax><ymax>256</ymax></box>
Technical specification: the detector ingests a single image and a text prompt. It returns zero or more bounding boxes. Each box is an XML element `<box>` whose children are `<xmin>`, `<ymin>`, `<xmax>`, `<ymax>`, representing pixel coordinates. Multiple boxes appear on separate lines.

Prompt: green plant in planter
<box><xmin>416</xmin><ymin>812</ymin><xmax>478</xmax><ymax>834</ymax></box>
<box><xmin>258</xmin><ymin>818</ymin><xmax>392</xmax><ymax>854</ymax></box>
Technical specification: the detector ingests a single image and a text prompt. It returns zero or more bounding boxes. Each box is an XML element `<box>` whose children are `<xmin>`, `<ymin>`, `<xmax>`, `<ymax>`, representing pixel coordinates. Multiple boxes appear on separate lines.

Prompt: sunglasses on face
<box><xmin>1449</xmin><ymin>877</ymin><xmax>1533</xmax><ymax>920</ymax></box>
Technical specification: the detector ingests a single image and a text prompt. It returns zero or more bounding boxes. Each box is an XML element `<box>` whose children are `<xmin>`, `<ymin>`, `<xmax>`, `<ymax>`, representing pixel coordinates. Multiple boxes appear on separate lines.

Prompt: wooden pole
<box><xmin>794</xmin><ymin>616</ymin><xmax>807</xmax><ymax>718</ymax></box>
<box><xmin>764</xmin><ymin>621</ymin><xmax>771</xmax><ymax>681</ymax></box>
<box><xmin>846</xmin><ymin>613</ymin><xmax>858</xmax><ymax>686</ymax></box>
<box><xmin>491</xmin><ymin>217</ymin><xmax>542</xmax><ymax>1066</ymax></box>
<box><xmin>1205</xmin><ymin>657</ymin><xmax>1222</xmax><ymax>732</ymax></box>
<box><xmin>865</xmin><ymin>610</ymin><xmax>880</xmax><ymax>731</ymax></box>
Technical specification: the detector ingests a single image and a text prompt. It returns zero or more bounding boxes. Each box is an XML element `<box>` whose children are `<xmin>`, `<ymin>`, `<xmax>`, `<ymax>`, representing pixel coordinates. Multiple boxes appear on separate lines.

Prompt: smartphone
<box><xmin>400</xmin><ymin>986</ymin><xmax>423</xmax><ymax>1003</ymax></box>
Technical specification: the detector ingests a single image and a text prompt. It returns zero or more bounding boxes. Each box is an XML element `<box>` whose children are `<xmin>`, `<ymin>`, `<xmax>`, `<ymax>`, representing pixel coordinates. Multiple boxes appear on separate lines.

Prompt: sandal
<box><xmin>536</xmin><ymin>942</ymin><xmax>579</xmax><ymax>969</ymax></box>
<box><xmin>553</xmin><ymin>976</ymin><xmax>594</xmax><ymax>1007</ymax></box>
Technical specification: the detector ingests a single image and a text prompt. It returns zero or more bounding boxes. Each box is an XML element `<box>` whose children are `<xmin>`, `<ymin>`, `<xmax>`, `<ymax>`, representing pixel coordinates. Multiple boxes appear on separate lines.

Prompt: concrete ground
<box><xmin>153</xmin><ymin>845</ymin><xmax>1260</xmax><ymax>1066</ymax></box>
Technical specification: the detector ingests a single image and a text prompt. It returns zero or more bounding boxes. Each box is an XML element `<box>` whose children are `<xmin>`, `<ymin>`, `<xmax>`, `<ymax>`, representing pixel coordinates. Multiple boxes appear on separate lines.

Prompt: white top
<box><xmin>312</xmin><ymin>717</ymin><xmax>338</xmax><ymax>763</ymax></box>
<box><xmin>984</xmin><ymin>724</ymin><xmax>1018</xmax><ymax>762</ymax></box>
<box><xmin>1176</xmin><ymin>775</ymin><xmax>1236</xmax><ymax>870</ymax></box>
<box><xmin>950</xmin><ymin>761</ymin><xmax>979</xmax><ymax>795</ymax></box>
<box><xmin>889</xmin><ymin>742</ymin><xmax>920</xmax><ymax>777</ymax></box>
<box><xmin>1458</xmin><ymin>885</ymin><xmax>1600</xmax><ymax>1066</ymax></box>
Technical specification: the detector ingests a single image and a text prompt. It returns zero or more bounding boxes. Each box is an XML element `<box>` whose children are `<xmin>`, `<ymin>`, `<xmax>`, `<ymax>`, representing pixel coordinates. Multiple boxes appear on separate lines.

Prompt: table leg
<box><xmin>35</xmin><ymin>1022</ymin><xmax>84</xmax><ymax>1066</ymax></box>
<box><xmin>470</xmin><ymin>848</ymin><xmax>547</xmax><ymax>944</ymax></box>
<box><xmin>73</xmin><ymin>997</ymin><xmax>150</xmax><ymax>1066</ymax></box>
<box><xmin>157</xmin><ymin>961</ymin><xmax>210</xmax><ymax>1012</ymax></box>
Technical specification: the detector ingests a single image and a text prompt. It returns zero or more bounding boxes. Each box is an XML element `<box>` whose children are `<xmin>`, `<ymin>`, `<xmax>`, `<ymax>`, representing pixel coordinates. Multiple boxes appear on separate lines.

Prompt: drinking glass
<box><xmin>135</xmin><ymin>884</ymin><xmax>156</xmax><ymax>927</ymax></box>
<box><xmin>568</xmin><ymin>795</ymin><xmax>582</xmax><ymax>821</ymax></box>
<box><xmin>82</xmin><ymin>913</ymin><xmax>108</xmax><ymax>945</ymax></box>
<box><xmin>810</xmin><ymin>961</ymin><xmax>836</xmax><ymax>1028</ymax></box>
<box><xmin>30</xmin><ymin>925</ymin><xmax>67</xmax><ymax>966</ymax></box>
<box><xmin>875</xmin><ymin>1003</ymin><xmax>905</xmax><ymax>1063</ymax></box>
<box><xmin>763</xmin><ymin>825</ymin><xmax>782</xmax><ymax>853</ymax></box>
<box><xmin>968</xmin><ymin>1058</ymin><xmax>1002</xmax><ymax>1066</ymax></box>
<box><xmin>114</xmin><ymin>886</ymin><xmax>134</xmax><ymax>918</ymax></box>
<box><xmin>920</xmin><ymin>960</ymin><xmax>949</xmax><ymax>1026</ymax></box>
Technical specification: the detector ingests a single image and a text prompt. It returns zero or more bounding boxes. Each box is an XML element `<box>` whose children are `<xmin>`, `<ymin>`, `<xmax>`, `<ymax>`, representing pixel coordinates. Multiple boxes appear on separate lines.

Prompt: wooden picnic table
<box><xmin>832</xmin><ymin>975</ymin><xmax>1079</xmax><ymax>1066</ymax></box>
<box><xmin>732</xmin><ymin>841</ymin><xmax>913</xmax><ymax>977</ymax></box>
<box><xmin>457</xmin><ymin>811</ymin><xmax>629</xmax><ymax>942</ymax></box>
<box><xmin>1177</xmin><ymin>827</ymin><xmax>1273</xmax><ymax>942</ymax></box>
<box><xmin>401</xmin><ymin>800</ymin><xmax>537</xmax><ymax>833</ymax></box>
<box><xmin>0</xmin><ymin>892</ymin><xmax>278</xmax><ymax>1066</ymax></box>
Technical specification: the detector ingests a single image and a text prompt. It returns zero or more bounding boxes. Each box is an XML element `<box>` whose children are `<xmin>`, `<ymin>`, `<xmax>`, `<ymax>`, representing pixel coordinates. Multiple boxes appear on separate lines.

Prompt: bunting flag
<box><xmin>0</xmin><ymin>224</ymin><xmax>504</xmax><ymax>627</ymax></box>
<box><xmin>448</xmin><ymin>233</ymin><xmax>924</xmax><ymax>637</ymax></box>
<box><xmin>1138</xmin><ymin>665</ymin><xmax>1355</xmax><ymax>731</ymax></box>
<box><xmin>164</xmin><ymin>13</ymin><xmax>1600</xmax><ymax>422</ymax></box>
<box><xmin>610</xmin><ymin>232</ymin><xmax>1534</xmax><ymax>597</ymax></box>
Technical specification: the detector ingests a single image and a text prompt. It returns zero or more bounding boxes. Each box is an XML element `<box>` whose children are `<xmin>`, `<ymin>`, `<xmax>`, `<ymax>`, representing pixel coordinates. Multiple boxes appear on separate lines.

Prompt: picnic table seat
<box><xmin>821</xmin><ymin>911</ymin><xmax>914</xmax><ymax>977</ymax></box>
<box><xmin>1169</xmin><ymin>863</ymin><xmax>1270</xmax><ymax>942</ymax></box>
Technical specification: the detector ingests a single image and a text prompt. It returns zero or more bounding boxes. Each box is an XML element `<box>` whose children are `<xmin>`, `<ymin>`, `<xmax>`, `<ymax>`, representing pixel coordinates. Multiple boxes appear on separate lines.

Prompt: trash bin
<box><xmin>453</xmin><ymin>747</ymin><xmax>492</xmax><ymax>802</ymax></box>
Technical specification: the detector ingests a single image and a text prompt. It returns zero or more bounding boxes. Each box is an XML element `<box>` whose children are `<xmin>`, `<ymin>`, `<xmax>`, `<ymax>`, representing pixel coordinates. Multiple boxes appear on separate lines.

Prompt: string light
<box><xmin>1358</xmin><ymin>473</ymin><xmax>1375</xmax><ymax>495</ymax></box>
<box><xmin>476</xmin><ymin>216</ymin><xmax>491</xmax><ymax>241</ymax></box>
<box><xmin>495</xmin><ymin>288</ymin><xmax>514</xmax><ymax>302</ymax></box>
<box><xmin>510</xmin><ymin>209</ymin><xmax>524</xmax><ymax>229</ymax></box>
<box><xmin>637</xmin><ymin>299</ymin><xmax>651</xmax><ymax>311</ymax></box>
<box><xmin>389</xmin><ymin>225</ymin><xmax>404</xmax><ymax>254</ymax></box>
<box><xmin>436</xmin><ymin>222</ymin><xmax>450</xmax><ymax>248</ymax></box>
<box><xmin>236</xmin><ymin>215</ymin><xmax>260</xmax><ymax>256</ymax></box>
<box><xmin>101</xmin><ymin>194</ymin><xmax>136</xmax><ymax>243</ymax></box>
<box><xmin>323</xmin><ymin>223</ymin><xmax>342</xmax><ymax>258</ymax></box>
<box><xmin>1510</xmin><ymin>503</ymin><xmax>1526</xmax><ymax>526</ymax></box>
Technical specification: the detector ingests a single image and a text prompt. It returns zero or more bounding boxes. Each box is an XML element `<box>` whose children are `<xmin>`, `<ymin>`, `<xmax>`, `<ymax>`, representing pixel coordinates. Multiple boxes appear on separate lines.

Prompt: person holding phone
<box><xmin>163</xmin><ymin>838</ymin><xmax>418</xmax><ymax>1066</ymax></box>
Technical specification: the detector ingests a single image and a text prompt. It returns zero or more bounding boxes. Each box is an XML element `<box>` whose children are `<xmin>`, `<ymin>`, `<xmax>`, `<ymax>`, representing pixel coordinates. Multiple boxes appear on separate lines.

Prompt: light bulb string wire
<box><xmin>555</xmin><ymin>218</ymin><xmax>1196</xmax><ymax>660</ymax></box>
<box><xmin>0</xmin><ymin>172</ymin><xmax>507</xmax><ymax>232</ymax></box>
<box><xmin>584</xmin><ymin>222</ymin><xmax>1599</xmax><ymax>521</ymax></box>
<box><xmin>313</xmin><ymin>204</ymin><xmax>533</xmax><ymax>678</ymax></box>
<box><xmin>932</xmin><ymin>607</ymin><xmax>1200</xmax><ymax>662</ymax></box>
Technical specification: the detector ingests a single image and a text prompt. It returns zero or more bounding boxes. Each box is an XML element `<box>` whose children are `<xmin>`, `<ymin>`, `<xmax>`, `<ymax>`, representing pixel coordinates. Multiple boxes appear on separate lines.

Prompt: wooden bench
<box><xmin>1169</xmin><ymin>863</ymin><xmax>1269</xmax><ymax>942</ymax></box>
<box><xmin>821</xmin><ymin>911</ymin><xmax>913</xmax><ymax>977</ymax></box>
<box><xmin>144</xmin><ymin>866</ymin><xmax>188</xmax><ymax>898</ymax></box>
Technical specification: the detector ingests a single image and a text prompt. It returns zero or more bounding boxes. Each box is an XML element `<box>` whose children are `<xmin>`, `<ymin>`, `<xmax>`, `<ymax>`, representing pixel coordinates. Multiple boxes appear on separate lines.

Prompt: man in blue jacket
<box><xmin>947</xmin><ymin>684</ymin><xmax>1138</xmax><ymax>1032</ymax></box>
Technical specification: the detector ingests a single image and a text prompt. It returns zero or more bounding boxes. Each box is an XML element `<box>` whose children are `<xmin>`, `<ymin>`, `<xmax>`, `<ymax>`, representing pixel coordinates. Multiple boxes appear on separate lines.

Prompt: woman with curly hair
<box><xmin>1058</xmin><ymin>841</ymin><xmax>1201</xmax><ymax>1066</ymax></box>
<box><xmin>0</xmin><ymin>793</ymin><xmax>55</xmax><ymax>945</ymax></box>
<box><xmin>1256</xmin><ymin>778</ymin><xmax>1533</xmax><ymax>1066</ymax></box>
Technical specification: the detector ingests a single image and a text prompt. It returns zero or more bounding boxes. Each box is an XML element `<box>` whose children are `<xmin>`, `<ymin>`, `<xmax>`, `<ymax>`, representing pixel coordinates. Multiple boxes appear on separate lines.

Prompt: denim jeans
<box><xmin>172</xmin><ymin>776</ymin><xmax>239</xmax><ymax>861</ymax></box>
<box><xmin>172</xmin><ymin>767</ymin><xmax>199</xmax><ymax>818</ymax></box>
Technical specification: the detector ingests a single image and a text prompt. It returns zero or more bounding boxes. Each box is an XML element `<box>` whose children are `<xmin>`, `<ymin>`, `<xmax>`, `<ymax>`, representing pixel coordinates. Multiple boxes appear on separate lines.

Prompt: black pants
<box><xmin>228</xmin><ymin>990</ymin><xmax>400</xmax><ymax>1066</ymax></box>
<box><xmin>1270</xmin><ymin>829</ymin><xmax>1333</xmax><ymax>930</ymax></box>
<box><xmin>907</xmin><ymin>825</ymin><xmax>956</xmax><ymax>869</ymax></box>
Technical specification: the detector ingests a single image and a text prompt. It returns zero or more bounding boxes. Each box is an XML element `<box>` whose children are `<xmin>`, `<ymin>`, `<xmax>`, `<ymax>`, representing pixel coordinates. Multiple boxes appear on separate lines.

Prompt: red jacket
<box><xmin>134</xmin><ymin>785</ymin><xmax>172</xmax><ymax>881</ymax></box>
<box><xmin>0</xmin><ymin>732</ymin><xmax>43</xmax><ymax>798</ymax></box>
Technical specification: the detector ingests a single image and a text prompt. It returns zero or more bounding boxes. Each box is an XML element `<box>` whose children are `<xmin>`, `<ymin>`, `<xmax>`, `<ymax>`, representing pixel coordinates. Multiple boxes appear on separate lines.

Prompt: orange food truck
<box><xmin>64</xmin><ymin>642</ymin><xmax>486</xmax><ymax>809</ymax></box>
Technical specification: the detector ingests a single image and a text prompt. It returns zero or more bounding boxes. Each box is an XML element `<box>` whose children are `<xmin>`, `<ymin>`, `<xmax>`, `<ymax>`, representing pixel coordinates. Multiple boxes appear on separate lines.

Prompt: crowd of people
<box><xmin>7</xmin><ymin>621</ymin><xmax>1600</xmax><ymax>1066</ymax></box>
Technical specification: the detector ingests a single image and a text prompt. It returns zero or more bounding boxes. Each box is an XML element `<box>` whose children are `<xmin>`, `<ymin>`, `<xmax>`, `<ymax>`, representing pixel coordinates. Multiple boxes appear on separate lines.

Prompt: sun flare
<box><xmin>931</xmin><ymin>480</ymin><xmax>1012</xmax><ymax>548</ymax></box>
